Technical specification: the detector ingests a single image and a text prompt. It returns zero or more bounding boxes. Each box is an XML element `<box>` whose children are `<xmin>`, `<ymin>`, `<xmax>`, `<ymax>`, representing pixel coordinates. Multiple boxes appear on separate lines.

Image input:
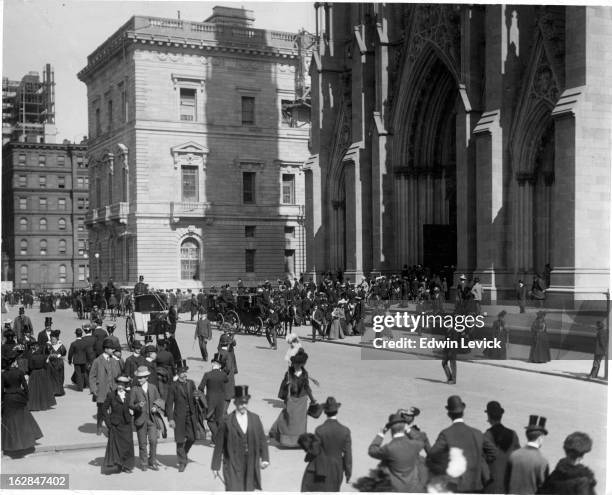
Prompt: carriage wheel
<box><xmin>254</xmin><ymin>317</ymin><xmax>264</xmax><ymax>336</ymax></box>
<box><xmin>225</xmin><ymin>310</ymin><xmax>240</xmax><ymax>331</ymax></box>
<box><xmin>125</xmin><ymin>316</ymin><xmax>136</xmax><ymax>350</ymax></box>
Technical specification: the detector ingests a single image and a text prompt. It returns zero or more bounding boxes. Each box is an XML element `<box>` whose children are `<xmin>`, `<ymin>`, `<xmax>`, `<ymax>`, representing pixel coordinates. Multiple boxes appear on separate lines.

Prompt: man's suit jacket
<box><xmin>129</xmin><ymin>381</ymin><xmax>161</xmax><ymax>427</ymax></box>
<box><xmin>506</xmin><ymin>445</ymin><xmax>549</xmax><ymax>495</ymax></box>
<box><xmin>13</xmin><ymin>315</ymin><xmax>33</xmax><ymax>341</ymax></box>
<box><xmin>428</xmin><ymin>420</ymin><xmax>497</xmax><ymax>493</ymax></box>
<box><xmin>156</xmin><ymin>349</ymin><xmax>175</xmax><ymax>377</ymax></box>
<box><xmin>195</xmin><ymin>319</ymin><xmax>212</xmax><ymax>339</ymax></box>
<box><xmin>89</xmin><ymin>354</ymin><xmax>122</xmax><ymax>403</ymax></box>
<box><xmin>124</xmin><ymin>354</ymin><xmax>147</xmax><ymax>385</ymax></box>
<box><xmin>68</xmin><ymin>338</ymin><xmax>91</xmax><ymax>365</ymax></box>
<box><xmin>165</xmin><ymin>379</ymin><xmax>197</xmax><ymax>442</ymax></box>
<box><xmin>81</xmin><ymin>335</ymin><xmax>97</xmax><ymax>364</ymax></box>
<box><xmin>92</xmin><ymin>327</ymin><xmax>108</xmax><ymax>356</ymax></box>
<box><xmin>315</xmin><ymin>418</ymin><xmax>352</xmax><ymax>490</ymax></box>
<box><xmin>199</xmin><ymin>369</ymin><xmax>228</xmax><ymax>420</ymax></box>
<box><xmin>368</xmin><ymin>434</ymin><xmax>426</xmax><ymax>492</ymax></box>
<box><xmin>37</xmin><ymin>329</ymin><xmax>51</xmax><ymax>346</ymax></box>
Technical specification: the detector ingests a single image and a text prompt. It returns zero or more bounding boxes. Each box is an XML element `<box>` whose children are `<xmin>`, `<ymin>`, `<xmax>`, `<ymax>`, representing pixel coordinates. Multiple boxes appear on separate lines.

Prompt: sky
<box><xmin>1</xmin><ymin>0</ymin><xmax>317</xmax><ymax>143</ymax></box>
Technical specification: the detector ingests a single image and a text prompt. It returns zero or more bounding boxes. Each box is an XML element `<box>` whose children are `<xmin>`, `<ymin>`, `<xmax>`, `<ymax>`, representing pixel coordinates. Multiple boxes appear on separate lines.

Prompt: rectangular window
<box><xmin>18</xmin><ymin>175</ymin><xmax>26</xmax><ymax>187</ymax></box>
<box><xmin>58</xmin><ymin>198</ymin><xmax>66</xmax><ymax>211</ymax></box>
<box><xmin>284</xmin><ymin>226</ymin><xmax>295</xmax><ymax>237</ymax></box>
<box><xmin>282</xmin><ymin>174</ymin><xmax>295</xmax><ymax>204</ymax></box>
<box><xmin>57</xmin><ymin>155</ymin><xmax>65</xmax><ymax>167</ymax></box>
<box><xmin>39</xmin><ymin>155</ymin><xmax>46</xmax><ymax>167</ymax></box>
<box><xmin>95</xmin><ymin>108</ymin><xmax>101</xmax><ymax>136</ymax></box>
<box><xmin>77</xmin><ymin>156</ymin><xmax>85</xmax><ymax>168</ymax></box>
<box><xmin>39</xmin><ymin>197</ymin><xmax>47</xmax><ymax>210</ymax></box>
<box><xmin>58</xmin><ymin>176</ymin><xmax>65</xmax><ymax>188</ymax></box>
<box><xmin>245</xmin><ymin>225</ymin><xmax>256</xmax><ymax>237</ymax></box>
<box><xmin>284</xmin><ymin>249</ymin><xmax>295</xmax><ymax>275</ymax></box>
<box><xmin>78</xmin><ymin>265</ymin><xmax>86</xmax><ymax>281</ymax></box>
<box><xmin>245</xmin><ymin>249</ymin><xmax>256</xmax><ymax>273</ymax></box>
<box><xmin>77</xmin><ymin>198</ymin><xmax>85</xmax><ymax>210</ymax></box>
<box><xmin>78</xmin><ymin>240</ymin><xmax>85</xmax><ymax>256</ymax></box>
<box><xmin>85</xmin><ymin>177</ymin><xmax>89</xmax><ymax>188</ymax></box>
<box><xmin>77</xmin><ymin>218</ymin><xmax>85</xmax><ymax>232</ymax></box>
<box><xmin>121</xmin><ymin>86</ymin><xmax>128</xmax><ymax>122</ymax></box>
<box><xmin>18</xmin><ymin>154</ymin><xmax>26</xmax><ymax>165</ymax></box>
<box><xmin>243</xmin><ymin>172</ymin><xmax>256</xmax><ymax>204</ymax></box>
<box><xmin>20</xmin><ymin>266</ymin><xmax>28</xmax><ymax>283</ymax></box>
<box><xmin>181</xmin><ymin>166</ymin><xmax>198</xmax><ymax>201</ymax></box>
<box><xmin>241</xmin><ymin>96</ymin><xmax>255</xmax><ymax>125</ymax></box>
<box><xmin>39</xmin><ymin>175</ymin><xmax>47</xmax><ymax>188</ymax></box>
<box><xmin>77</xmin><ymin>177</ymin><xmax>84</xmax><ymax>188</ymax></box>
<box><xmin>107</xmin><ymin>99</ymin><xmax>113</xmax><ymax>131</ymax></box>
<box><xmin>19</xmin><ymin>198</ymin><xmax>27</xmax><ymax>210</ymax></box>
<box><xmin>180</xmin><ymin>88</ymin><xmax>196</xmax><ymax>121</ymax></box>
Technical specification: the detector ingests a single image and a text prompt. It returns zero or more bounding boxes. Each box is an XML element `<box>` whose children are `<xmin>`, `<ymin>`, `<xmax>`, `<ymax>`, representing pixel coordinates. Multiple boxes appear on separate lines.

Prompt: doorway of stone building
<box><xmin>423</xmin><ymin>224</ymin><xmax>456</xmax><ymax>272</ymax></box>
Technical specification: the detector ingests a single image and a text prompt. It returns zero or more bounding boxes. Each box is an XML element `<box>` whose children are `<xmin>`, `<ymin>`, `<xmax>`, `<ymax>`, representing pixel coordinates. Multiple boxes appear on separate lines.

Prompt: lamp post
<box><xmin>94</xmin><ymin>252</ymin><xmax>100</xmax><ymax>280</ymax></box>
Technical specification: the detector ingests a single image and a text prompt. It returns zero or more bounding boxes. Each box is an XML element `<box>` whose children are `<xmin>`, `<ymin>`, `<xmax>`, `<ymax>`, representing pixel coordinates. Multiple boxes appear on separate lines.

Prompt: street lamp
<box><xmin>94</xmin><ymin>252</ymin><xmax>100</xmax><ymax>279</ymax></box>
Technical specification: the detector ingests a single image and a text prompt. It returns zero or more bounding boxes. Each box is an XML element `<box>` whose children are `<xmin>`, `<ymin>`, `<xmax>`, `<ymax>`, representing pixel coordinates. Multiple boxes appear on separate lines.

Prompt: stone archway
<box><xmin>391</xmin><ymin>51</ymin><xmax>459</xmax><ymax>269</ymax></box>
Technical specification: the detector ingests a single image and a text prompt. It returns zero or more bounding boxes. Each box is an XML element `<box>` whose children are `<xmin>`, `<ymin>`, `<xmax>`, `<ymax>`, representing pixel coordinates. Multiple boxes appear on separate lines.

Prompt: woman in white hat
<box><xmin>284</xmin><ymin>333</ymin><xmax>303</xmax><ymax>364</ymax></box>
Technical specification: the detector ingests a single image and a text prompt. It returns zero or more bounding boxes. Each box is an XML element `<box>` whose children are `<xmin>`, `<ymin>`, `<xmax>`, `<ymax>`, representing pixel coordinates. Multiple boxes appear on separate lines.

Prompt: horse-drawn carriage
<box><xmin>73</xmin><ymin>289</ymin><xmax>107</xmax><ymax>320</ymax></box>
<box><xmin>125</xmin><ymin>293</ymin><xmax>169</xmax><ymax>350</ymax></box>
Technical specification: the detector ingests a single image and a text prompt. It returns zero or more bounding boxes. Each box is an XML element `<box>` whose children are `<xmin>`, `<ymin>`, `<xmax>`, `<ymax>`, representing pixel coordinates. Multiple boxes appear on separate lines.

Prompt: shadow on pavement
<box><xmin>78</xmin><ymin>422</ymin><xmax>100</xmax><ymax>434</ymax></box>
<box><xmin>415</xmin><ymin>377</ymin><xmax>448</xmax><ymax>384</ymax></box>
<box><xmin>262</xmin><ymin>398</ymin><xmax>284</xmax><ymax>409</ymax></box>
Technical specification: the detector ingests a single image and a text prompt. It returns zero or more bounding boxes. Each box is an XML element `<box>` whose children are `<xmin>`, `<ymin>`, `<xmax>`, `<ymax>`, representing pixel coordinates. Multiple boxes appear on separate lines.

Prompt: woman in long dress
<box><xmin>2</xmin><ymin>351</ymin><xmax>43</xmax><ymax>456</ymax></box>
<box><xmin>101</xmin><ymin>376</ymin><xmax>135</xmax><ymax>474</ymax></box>
<box><xmin>328</xmin><ymin>304</ymin><xmax>345</xmax><ymax>340</ymax></box>
<box><xmin>269</xmin><ymin>349</ymin><xmax>317</xmax><ymax>447</ymax></box>
<box><xmin>27</xmin><ymin>344</ymin><xmax>56</xmax><ymax>411</ymax></box>
<box><xmin>529</xmin><ymin>311</ymin><xmax>551</xmax><ymax>363</ymax></box>
<box><xmin>46</xmin><ymin>331</ymin><xmax>67</xmax><ymax>397</ymax></box>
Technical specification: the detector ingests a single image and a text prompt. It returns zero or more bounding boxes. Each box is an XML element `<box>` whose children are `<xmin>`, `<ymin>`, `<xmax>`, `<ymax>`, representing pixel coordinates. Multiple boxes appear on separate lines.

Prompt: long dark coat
<box><xmin>211</xmin><ymin>411</ymin><xmax>269</xmax><ymax>491</ymax></box>
<box><xmin>165</xmin><ymin>379</ymin><xmax>198</xmax><ymax>443</ymax></box>
<box><xmin>315</xmin><ymin>418</ymin><xmax>353</xmax><ymax>491</ymax></box>
<box><xmin>199</xmin><ymin>369</ymin><xmax>228</xmax><ymax>422</ymax></box>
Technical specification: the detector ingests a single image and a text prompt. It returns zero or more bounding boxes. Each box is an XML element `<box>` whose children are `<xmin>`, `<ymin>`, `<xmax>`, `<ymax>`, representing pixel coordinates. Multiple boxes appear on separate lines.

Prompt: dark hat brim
<box><xmin>525</xmin><ymin>426</ymin><xmax>548</xmax><ymax>435</ymax></box>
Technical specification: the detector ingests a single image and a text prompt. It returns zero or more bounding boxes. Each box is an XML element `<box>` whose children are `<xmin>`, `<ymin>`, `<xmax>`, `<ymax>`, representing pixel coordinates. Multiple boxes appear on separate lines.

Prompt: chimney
<box><xmin>204</xmin><ymin>6</ymin><xmax>255</xmax><ymax>27</ymax></box>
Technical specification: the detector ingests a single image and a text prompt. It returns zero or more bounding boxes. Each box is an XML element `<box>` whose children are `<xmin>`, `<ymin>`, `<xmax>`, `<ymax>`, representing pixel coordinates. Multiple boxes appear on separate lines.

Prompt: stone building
<box><xmin>306</xmin><ymin>4</ymin><xmax>611</xmax><ymax>303</ymax></box>
<box><xmin>78</xmin><ymin>6</ymin><xmax>312</xmax><ymax>289</ymax></box>
<box><xmin>2</xmin><ymin>141</ymin><xmax>90</xmax><ymax>290</ymax></box>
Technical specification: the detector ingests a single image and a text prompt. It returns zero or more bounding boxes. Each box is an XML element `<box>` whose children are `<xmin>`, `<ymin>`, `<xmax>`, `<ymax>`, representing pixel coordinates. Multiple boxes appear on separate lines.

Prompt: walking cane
<box><xmin>214</xmin><ymin>471</ymin><xmax>226</xmax><ymax>486</ymax></box>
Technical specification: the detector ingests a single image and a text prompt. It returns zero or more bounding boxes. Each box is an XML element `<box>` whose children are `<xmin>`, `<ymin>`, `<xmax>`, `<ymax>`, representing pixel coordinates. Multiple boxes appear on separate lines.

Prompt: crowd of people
<box><xmin>0</xmin><ymin>266</ymin><xmax>605</xmax><ymax>493</ymax></box>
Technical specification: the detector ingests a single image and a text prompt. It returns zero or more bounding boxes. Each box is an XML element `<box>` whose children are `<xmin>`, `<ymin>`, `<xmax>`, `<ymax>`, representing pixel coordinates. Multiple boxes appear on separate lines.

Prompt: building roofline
<box><xmin>3</xmin><ymin>141</ymin><xmax>87</xmax><ymax>151</ymax></box>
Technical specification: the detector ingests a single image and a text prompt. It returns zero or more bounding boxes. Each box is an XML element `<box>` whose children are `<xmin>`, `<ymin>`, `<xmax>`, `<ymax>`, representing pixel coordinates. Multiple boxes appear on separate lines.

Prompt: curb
<box><xmin>318</xmin><ymin>337</ymin><xmax>608</xmax><ymax>385</ymax></box>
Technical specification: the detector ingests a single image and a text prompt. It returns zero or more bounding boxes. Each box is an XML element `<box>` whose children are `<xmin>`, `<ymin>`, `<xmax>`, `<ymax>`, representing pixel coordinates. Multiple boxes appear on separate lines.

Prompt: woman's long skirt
<box><xmin>2</xmin><ymin>392</ymin><xmax>43</xmax><ymax>453</ymax></box>
<box><xmin>269</xmin><ymin>394</ymin><xmax>308</xmax><ymax>447</ymax></box>
<box><xmin>48</xmin><ymin>359</ymin><xmax>65</xmax><ymax>396</ymax></box>
<box><xmin>328</xmin><ymin>320</ymin><xmax>344</xmax><ymax>340</ymax></box>
<box><xmin>529</xmin><ymin>332</ymin><xmax>551</xmax><ymax>363</ymax></box>
<box><xmin>102</xmin><ymin>422</ymin><xmax>135</xmax><ymax>474</ymax></box>
<box><xmin>27</xmin><ymin>369</ymin><xmax>57</xmax><ymax>411</ymax></box>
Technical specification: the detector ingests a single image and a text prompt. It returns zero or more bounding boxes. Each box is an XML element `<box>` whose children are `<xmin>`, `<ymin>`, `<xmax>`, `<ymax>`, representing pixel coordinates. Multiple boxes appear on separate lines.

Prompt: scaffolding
<box><xmin>2</xmin><ymin>63</ymin><xmax>55</xmax><ymax>143</ymax></box>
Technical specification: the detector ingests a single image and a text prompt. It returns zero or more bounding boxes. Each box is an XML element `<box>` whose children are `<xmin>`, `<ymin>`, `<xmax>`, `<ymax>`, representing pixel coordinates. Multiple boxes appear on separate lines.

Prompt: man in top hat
<box><xmin>218</xmin><ymin>334</ymin><xmax>237</xmax><ymax>413</ymax></box>
<box><xmin>211</xmin><ymin>385</ymin><xmax>270</xmax><ymax>491</ymax></box>
<box><xmin>314</xmin><ymin>397</ymin><xmax>352</xmax><ymax>491</ymax></box>
<box><xmin>506</xmin><ymin>416</ymin><xmax>549</xmax><ymax>494</ymax></box>
<box><xmin>13</xmin><ymin>306</ymin><xmax>33</xmax><ymax>342</ymax></box>
<box><xmin>428</xmin><ymin>395</ymin><xmax>496</xmax><ymax>493</ymax></box>
<box><xmin>588</xmin><ymin>321</ymin><xmax>608</xmax><ymax>379</ymax></box>
<box><xmin>143</xmin><ymin>344</ymin><xmax>159</xmax><ymax>388</ymax></box>
<box><xmin>37</xmin><ymin>317</ymin><xmax>53</xmax><ymax>346</ymax></box>
<box><xmin>124</xmin><ymin>341</ymin><xmax>147</xmax><ymax>386</ymax></box>
<box><xmin>68</xmin><ymin>328</ymin><xmax>93</xmax><ymax>391</ymax></box>
<box><xmin>134</xmin><ymin>275</ymin><xmax>148</xmax><ymax>296</ymax></box>
<box><xmin>166</xmin><ymin>360</ymin><xmax>200</xmax><ymax>472</ymax></box>
<box><xmin>199</xmin><ymin>353</ymin><xmax>229</xmax><ymax>441</ymax></box>
<box><xmin>367</xmin><ymin>412</ymin><xmax>428</xmax><ymax>492</ymax></box>
<box><xmin>90</xmin><ymin>337</ymin><xmax>124</xmax><ymax>435</ymax></box>
<box><xmin>194</xmin><ymin>311</ymin><xmax>213</xmax><ymax>361</ymax></box>
<box><xmin>93</xmin><ymin>325</ymin><xmax>109</xmax><ymax>357</ymax></box>
<box><xmin>483</xmin><ymin>401</ymin><xmax>519</xmax><ymax>493</ymax></box>
<box><xmin>130</xmin><ymin>365</ymin><xmax>162</xmax><ymax>471</ymax></box>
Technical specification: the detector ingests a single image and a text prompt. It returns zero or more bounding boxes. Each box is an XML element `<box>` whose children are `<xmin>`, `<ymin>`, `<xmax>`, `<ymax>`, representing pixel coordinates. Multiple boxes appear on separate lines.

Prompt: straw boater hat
<box><xmin>135</xmin><ymin>366</ymin><xmax>151</xmax><ymax>378</ymax></box>
<box><xmin>115</xmin><ymin>376</ymin><xmax>131</xmax><ymax>385</ymax></box>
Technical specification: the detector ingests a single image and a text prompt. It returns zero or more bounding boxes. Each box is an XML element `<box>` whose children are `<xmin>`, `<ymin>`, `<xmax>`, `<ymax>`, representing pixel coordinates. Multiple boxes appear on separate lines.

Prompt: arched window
<box><xmin>58</xmin><ymin>218</ymin><xmax>67</xmax><ymax>230</ymax></box>
<box><xmin>40</xmin><ymin>239</ymin><xmax>47</xmax><ymax>256</ymax></box>
<box><xmin>180</xmin><ymin>238</ymin><xmax>200</xmax><ymax>280</ymax></box>
<box><xmin>20</xmin><ymin>265</ymin><xmax>28</xmax><ymax>283</ymax></box>
<box><xmin>20</xmin><ymin>239</ymin><xmax>28</xmax><ymax>255</ymax></box>
<box><xmin>59</xmin><ymin>239</ymin><xmax>67</xmax><ymax>254</ymax></box>
<box><xmin>39</xmin><ymin>218</ymin><xmax>47</xmax><ymax>231</ymax></box>
<box><xmin>19</xmin><ymin>218</ymin><xmax>28</xmax><ymax>231</ymax></box>
<box><xmin>59</xmin><ymin>264</ymin><xmax>67</xmax><ymax>283</ymax></box>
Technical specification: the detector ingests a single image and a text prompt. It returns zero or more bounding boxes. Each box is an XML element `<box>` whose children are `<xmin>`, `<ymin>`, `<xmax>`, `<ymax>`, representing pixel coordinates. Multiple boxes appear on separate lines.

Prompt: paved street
<box><xmin>1</xmin><ymin>305</ymin><xmax>608</xmax><ymax>492</ymax></box>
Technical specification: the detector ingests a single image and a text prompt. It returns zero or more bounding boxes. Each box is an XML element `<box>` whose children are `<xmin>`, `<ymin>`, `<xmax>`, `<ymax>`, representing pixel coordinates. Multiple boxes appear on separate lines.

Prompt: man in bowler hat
<box><xmin>483</xmin><ymin>401</ymin><xmax>519</xmax><ymax>493</ymax></box>
<box><xmin>199</xmin><ymin>353</ymin><xmax>229</xmax><ymax>441</ymax></box>
<box><xmin>166</xmin><ymin>360</ymin><xmax>200</xmax><ymax>472</ymax></box>
<box><xmin>506</xmin><ymin>415</ymin><xmax>549</xmax><ymax>494</ymax></box>
<box><xmin>428</xmin><ymin>395</ymin><xmax>496</xmax><ymax>493</ymax></box>
<box><xmin>367</xmin><ymin>412</ymin><xmax>427</xmax><ymax>492</ymax></box>
<box><xmin>89</xmin><ymin>337</ymin><xmax>123</xmax><ymax>435</ymax></box>
<box><xmin>211</xmin><ymin>385</ymin><xmax>270</xmax><ymax>491</ymax></box>
<box><xmin>130</xmin><ymin>365</ymin><xmax>161</xmax><ymax>471</ymax></box>
<box><xmin>314</xmin><ymin>397</ymin><xmax>352</xmax><ymax>491</ymax></box>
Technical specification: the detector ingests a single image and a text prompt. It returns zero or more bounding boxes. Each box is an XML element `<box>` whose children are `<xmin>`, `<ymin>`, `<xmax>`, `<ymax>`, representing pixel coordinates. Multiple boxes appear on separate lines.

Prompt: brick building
<box><xmin>78</xmin><ymin>6</ymin><xmax>312</xmax><ymax>289</ymax></box>
<box><xmin>306</xmin><ymin>4</ymin><xmax>611</xmax><ymax>304</ymax></box>
<box><xmin>2</xmin><ymin>141</ymin><xmax>90</xmax><ymax>290</ymax></box>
